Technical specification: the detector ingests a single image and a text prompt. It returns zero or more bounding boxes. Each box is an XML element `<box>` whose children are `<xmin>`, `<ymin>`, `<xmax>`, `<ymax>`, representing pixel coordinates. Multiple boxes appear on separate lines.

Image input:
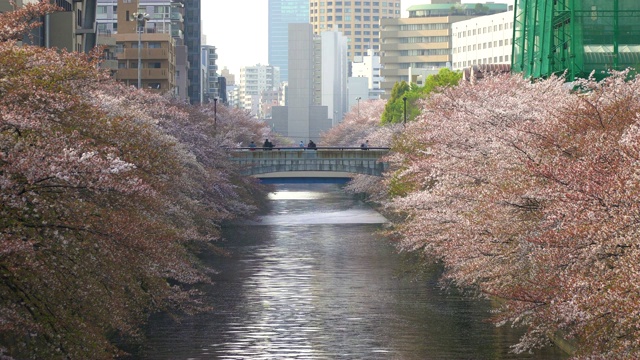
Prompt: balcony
<box><xmin>170</xmin><ymin>13</ymin><xmax>183</xmax><ymax>22</ymax></box>
<box><xmin>171</xmin><ymin>29</ymin><xmax>184</xmax><ymax>39</ymax></box>
<box><xmin>116</xmin><ymin>68</ymin><xmax>172</xmax><ymax>80</ymax></box>
<box><xmin>119</xmin><ymin>48</ymin><xmax>174</xmax><ymax>61</ymax></box>
<box><xmin>100</xmin><ymin>59</ymin><xmax>119</xmax><ymax>71</ymax></box>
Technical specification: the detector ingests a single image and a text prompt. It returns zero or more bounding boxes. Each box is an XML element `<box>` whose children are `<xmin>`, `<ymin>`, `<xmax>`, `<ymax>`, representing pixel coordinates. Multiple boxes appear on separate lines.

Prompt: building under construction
<box><xmin>512</xmin><ymin>0</ymin><xmax>640</xmax><ymax>81</ymax></box>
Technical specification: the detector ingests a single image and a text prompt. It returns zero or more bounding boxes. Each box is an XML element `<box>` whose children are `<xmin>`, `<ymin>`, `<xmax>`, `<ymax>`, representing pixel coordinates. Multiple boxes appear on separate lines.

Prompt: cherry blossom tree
<box><xmin>0</xmin><ymin>1</ymin><xmax>60</xmax><ymax>42</ymax></box>
<box><xmin>384</xmin><ymin>71</ymin><xmax>640</xmax><ymax>358</ymax></box>
<box><xmin>0</xmin><ymin>4</ymin><xmax>270</xmax><ymax>359</ymax></box>
<box><xmin>321</xmin><ymin>99</ymin><xmax>402</xmax><ymax>198</ymax></box>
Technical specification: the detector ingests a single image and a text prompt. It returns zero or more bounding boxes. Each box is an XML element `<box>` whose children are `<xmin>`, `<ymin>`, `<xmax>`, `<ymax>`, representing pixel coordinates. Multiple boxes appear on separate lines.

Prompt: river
<box><xmin>135</xmin><ymin>183</ymin><xmax>567</xmax><ymax>359</ymax></box>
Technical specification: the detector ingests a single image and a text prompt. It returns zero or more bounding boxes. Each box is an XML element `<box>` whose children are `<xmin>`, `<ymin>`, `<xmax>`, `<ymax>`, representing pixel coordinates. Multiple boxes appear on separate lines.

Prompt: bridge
<box><xmin>227</xmin><ymin>147</ymin><xmax>390</xmax><ymax>183</ymax></box>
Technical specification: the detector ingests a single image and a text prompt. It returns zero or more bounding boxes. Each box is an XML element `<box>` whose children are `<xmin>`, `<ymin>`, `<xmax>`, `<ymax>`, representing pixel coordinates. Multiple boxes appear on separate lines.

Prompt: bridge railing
<box><xmin>229</xmin><ymin>146</ymin><xmax>390</xmax><ymax>151</ymax></box>
<box><xmin>225</xmin><ymin>147</ymin><xmax>390</xmax><ymax>176</ymax></box>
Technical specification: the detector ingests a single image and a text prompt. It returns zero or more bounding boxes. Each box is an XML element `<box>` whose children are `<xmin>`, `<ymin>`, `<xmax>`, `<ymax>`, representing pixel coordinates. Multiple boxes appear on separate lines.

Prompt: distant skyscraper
<box><xmin>184</xmin><ymin>0</ymin><xmax>202</xmax><ymax>103</ymax></box>
<box><xmin>271</xmin><ymin>23</ymin><xmax>331</xmax><ymax>142</ymax></box>
<box><xmin>268</xmin><ymin>0</ymin><xmax>309</xmax><ymax>82</ymax></box>
<box><xmin>309</xmin><ymin>1</ymin><xmax>401</xmax><ymax>63</ymax></box>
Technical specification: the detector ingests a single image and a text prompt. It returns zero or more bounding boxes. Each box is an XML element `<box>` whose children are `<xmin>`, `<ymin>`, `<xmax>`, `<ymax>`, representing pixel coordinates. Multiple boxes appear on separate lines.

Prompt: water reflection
<box><xmin>137</xmin><ymin>184</ymin><xmax>566</xmax><ymax>360</ymax></box>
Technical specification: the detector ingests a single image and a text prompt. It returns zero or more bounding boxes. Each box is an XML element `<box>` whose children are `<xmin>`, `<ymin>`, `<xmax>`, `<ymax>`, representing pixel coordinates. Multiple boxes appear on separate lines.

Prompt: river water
<box><xmin>136</xmin><ymin>183</ymin><xmax>567</xmax><ymax>360</ymax></box>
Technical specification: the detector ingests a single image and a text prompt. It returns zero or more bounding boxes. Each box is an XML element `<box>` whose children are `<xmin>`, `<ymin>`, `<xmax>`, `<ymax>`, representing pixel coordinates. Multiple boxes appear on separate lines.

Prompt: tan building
<box><xmin>309</xmin><ymin>0</ymin><xmax>401</xmax><ymax>63</ymax></box>
<box><xmin>114</xmin><ymin>0</ymin><xmax>177</xmax><ymax>93</ymax></box>
<box><xmin>379</xmin><ymin>2</ymin><xmax>507</xmax><ymax>97</ymax></box>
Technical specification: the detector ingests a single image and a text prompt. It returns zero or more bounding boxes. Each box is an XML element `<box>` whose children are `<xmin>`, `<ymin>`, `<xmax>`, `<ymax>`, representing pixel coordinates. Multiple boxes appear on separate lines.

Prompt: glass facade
<box><xmin>184</xmin><ymin>0</ymin><xmax>202</xmax><ymax>103</ymax></box>
<box><xmin>268</xmin><ymin>0</ymin><xmax>309</xmax><ymax>82</ymax></box>
<box><xmin>513</xmin><ymin>0</ymin><xmax>640</xmax><ymax>81</ymax></box>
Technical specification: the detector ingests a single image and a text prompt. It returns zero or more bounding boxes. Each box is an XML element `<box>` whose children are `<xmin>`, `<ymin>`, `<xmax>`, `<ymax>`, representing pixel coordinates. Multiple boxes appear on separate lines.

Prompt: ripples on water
<box><xmin>137</xmin><ymin>184</ymin><xmax>567</xmax><ymax>360</ymax></box>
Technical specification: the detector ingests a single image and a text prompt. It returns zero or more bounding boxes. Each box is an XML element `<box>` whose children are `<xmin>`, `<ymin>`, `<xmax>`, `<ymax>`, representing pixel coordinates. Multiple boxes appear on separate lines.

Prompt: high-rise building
<box><xmin>309</xmin><ymin>0</ymin><xmax>401</xmax><ymax>63</ymax></box>
<box><xmin>320</xmin><ymin>31</ymin><xmax>348</xmax><ymax>125</ymax></box>
<box><xmin>201</xmin><ymin>44</ymin><xmax>219</xmax><ymax>103</ymax></box>
<box><xmin>268</xmin><ymin>0</ymin><xmax>309</xmax><ymax>82</ymax></box>
<box><xmin>379</xmin><ymin>2</ymin><xmax>508</xmax><ymax>97</ymax></box>
<box><xmin>183</xmin><ymin>0</ymin><xmax>201</xmax><ymax>104</ymax></box>
<box><xmin>271</xmin><ymin>23</ymin><xmax>331</xmax><ymax>142</ymax></box>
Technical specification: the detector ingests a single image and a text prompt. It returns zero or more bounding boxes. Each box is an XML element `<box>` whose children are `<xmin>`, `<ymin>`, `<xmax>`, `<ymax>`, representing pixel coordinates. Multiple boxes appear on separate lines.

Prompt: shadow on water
<box><xmin>129</xmin><ymin>184</ymin><xmax>568</xmax><ymax>360</ymax></box>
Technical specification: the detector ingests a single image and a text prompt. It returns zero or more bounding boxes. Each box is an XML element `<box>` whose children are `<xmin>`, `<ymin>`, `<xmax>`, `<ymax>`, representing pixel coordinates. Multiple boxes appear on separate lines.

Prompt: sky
<box><xmin>201</xmin><ymin>0</ymin><xmax>493</xmax><ymax>76</ymax></box>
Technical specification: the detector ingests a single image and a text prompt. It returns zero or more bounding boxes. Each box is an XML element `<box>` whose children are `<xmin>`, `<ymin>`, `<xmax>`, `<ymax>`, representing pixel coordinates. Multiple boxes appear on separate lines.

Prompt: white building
<box><xmin>351</xmin><ymin>49</ymin><xmax>384</xmax><ymax>100</ymax></box>
<box><xmin>201</xmin><ymin>44</ymin><xmax>218</xmax><ymax>103</ymax></box>
<box><xmin>320</xmin><ymin>31</ymin><xmax>349</xmax><ymax>126</ymax></box>
<box><xmin>239</xmin><ymin>64</ymin><xmax>280</xmax><ymax>116</ymax></box>
<box><xmin>451</xmin><ymin>3</ymin><xmax>515</xmax><ymax>70</ymax></box>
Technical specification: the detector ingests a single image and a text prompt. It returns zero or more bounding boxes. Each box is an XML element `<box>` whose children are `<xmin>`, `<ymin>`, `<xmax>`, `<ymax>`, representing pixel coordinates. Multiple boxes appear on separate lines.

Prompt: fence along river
<box><xmin>135</xmin><ymin>183</ymin><xmax>567</xmax><ymax>359</ymax></box>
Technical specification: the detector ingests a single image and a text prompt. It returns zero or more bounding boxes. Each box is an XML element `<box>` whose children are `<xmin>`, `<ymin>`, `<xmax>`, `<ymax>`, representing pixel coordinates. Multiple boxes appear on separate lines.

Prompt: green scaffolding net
<box><xmin>512</xmin><ymin>0</ymin><xmax>640</xmax><ymax>81</ymax></box>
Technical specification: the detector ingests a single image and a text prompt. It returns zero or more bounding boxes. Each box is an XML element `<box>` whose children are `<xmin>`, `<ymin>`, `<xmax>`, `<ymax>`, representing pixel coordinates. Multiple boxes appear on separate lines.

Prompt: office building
<box><xmin>268</xmin><ymin>0</ymin><xmax>309</xmax><ymax>82</ymax></box>
<box><xmin>321</xmin><ymin>31</ymin><xmax>349</xmax><ymax>125</ymax></box>
<box><xmin>271</xmin><ymin>23</ymin><xmax>331</xmax><ymax>142</ymax></box>
<box><xmin>309</xmin><ymin>0</ymin><xmax>402</xmax><ymax>63</ymax></box>
<box><xmin>451</xmin><ymin>4</ymin><xmax>514</xmax><ymax>71</ymax></box>
<box><xmin>379</xmin><ymin>2</ymin><xmax>508</xmax><ymax>97</ymax></box>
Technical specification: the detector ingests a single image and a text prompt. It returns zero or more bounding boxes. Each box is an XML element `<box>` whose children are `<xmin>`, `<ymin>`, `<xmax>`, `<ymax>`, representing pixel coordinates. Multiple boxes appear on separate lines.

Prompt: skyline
<box><xmin>202</xmin><ymin>0</ymin><xmax>498</xmax><ymax>76</ymax></box>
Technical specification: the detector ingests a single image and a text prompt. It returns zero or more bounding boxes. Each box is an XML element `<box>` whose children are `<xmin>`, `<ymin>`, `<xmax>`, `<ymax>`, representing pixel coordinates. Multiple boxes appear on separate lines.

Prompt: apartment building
<box><xmin>201</xmin><ymin>44</ymin><xmax>219</xmax><ymax>103</ymax></box>
<box><xmin>379</xmin><ymin>2</ymin><xmax>508</xmax><ymax>97</ymax></box>
<box><xmin>97</xmin><ymin>0</ymin><xmax>200</xmax><ymax>103</ymax></box>
<box><xmin>97</xmin><ymin>0</ymin><xmax>185</xmax><ymax>96</ymax></box>
<box><xmin>113</xmin><ymin>0</ymin><xmax>176</xmax><ymax>93</ymax></box>
<box><xmin>309</xmin><ymin>0</ymin><xmax>401</xmax><ymax>63</ymax></box>
<box><xmin>239</xmin><ymin>64</ymin><xmax>281</xmax><ymax>116</ymax></box>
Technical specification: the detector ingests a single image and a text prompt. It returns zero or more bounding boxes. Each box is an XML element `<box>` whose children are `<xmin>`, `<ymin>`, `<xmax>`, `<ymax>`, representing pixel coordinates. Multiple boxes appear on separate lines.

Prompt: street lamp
<box><xmin>403</xmin><ymin>96</ymin><xmax>407</xmax><ymax>127</ymax></box>
<box><xmin>356</xmin><ymin>97</ymin><xmax>361</xmax><ymax>118</ymax></box>
<box><xmin>213</xmin><ymin>97</ymin><xmax>218</xmax><ymax>130</ymax></box>
<box><xmin>133</xmin><ymin>12</ymin><xmax>150</xmax><ymax>89</ymax></box>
